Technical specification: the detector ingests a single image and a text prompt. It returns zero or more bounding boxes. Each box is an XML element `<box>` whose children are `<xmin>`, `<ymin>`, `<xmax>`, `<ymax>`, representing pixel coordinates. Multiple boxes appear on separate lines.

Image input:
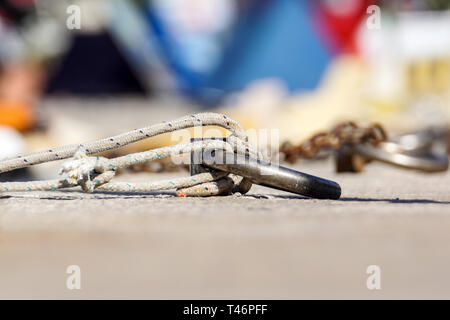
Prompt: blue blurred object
<box><xmin>209</xmin><ymin>0</ymin><xmax>331</xmax><ymax>94</ymax></box>
<box><xmin>145</xmin><ymin>0</ymin><xmax>235</xmax><ymax>100</ymax></box>
<box><xmin>146</xmin><ymin>0</ymin><xmax>332</xmax><ymax>103</ymax></box>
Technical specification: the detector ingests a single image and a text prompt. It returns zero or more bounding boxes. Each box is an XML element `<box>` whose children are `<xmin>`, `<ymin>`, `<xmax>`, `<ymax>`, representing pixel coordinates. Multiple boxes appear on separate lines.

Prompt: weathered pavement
<box><xmin>1</xmin><ymin>161</ymin><xmax>449</xmax><ymax>299</ymax></box>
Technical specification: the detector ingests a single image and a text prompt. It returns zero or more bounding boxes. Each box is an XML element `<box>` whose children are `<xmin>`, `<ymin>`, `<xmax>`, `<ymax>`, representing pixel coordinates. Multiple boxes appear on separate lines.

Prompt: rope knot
<box><xmin>59</xmin><ymin>146</ymin><xmax>115</xmax><ymax>193</ymax></box>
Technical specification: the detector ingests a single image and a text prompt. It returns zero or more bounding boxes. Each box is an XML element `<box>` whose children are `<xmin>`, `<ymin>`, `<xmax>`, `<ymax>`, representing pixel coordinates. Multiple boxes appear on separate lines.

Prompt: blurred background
<box><xmin>2</xmin><ymin>0</ymin><xmax>450</xmax><ymax>300</ymax></box>
<box><xmin>0</xmin><ymin>0</ymin><xmax>449</xmax><ymax>179</ymax></box>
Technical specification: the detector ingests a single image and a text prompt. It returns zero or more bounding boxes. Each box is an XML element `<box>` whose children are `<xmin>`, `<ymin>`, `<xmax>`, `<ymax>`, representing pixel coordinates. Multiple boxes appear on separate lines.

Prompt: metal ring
<box><xmin>354</xmin><ymin>143</ymin><xmax>448</xmax><ymax>172</ymax></box>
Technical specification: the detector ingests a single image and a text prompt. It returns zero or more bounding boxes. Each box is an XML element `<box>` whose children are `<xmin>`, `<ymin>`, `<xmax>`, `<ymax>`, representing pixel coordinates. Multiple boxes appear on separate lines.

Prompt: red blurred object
<box><xmin>314</xmin><ymin>0</ymin><xmax>375</xmax><ymax>54</ymax></box>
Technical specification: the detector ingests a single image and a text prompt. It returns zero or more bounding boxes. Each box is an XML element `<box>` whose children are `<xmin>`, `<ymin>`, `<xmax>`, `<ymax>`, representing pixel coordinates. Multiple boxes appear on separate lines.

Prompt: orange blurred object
<box><xmin>0</xmin><ymin>100</ymin><xmax>35</xmax><ymax>131</ymax></box>
<box><xmin>0</xmin><ymin>62</ymin><xmax>44</xmax><ymax>131</ymax></box>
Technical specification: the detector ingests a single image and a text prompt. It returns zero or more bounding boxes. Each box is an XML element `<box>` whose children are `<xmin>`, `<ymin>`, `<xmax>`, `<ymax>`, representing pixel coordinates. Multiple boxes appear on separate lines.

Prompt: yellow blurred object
<box><xmin>407</xmin><ymin>58</ymin><xmax>450</xmax><ymax>95</ymax></box>
<box><xmin>434</xmin><ymin>59</ymin><xmax>450</xmax><ymax>93</ymax></box>
<box><xmin>219</xmin><ymin>55</ymin><xmax>450</xmax><ymax>146</ymax></box>
<box><xmin>219</xmin><ymin>56</ymin><xmax>378</xmax><ymax>144</ymax></box>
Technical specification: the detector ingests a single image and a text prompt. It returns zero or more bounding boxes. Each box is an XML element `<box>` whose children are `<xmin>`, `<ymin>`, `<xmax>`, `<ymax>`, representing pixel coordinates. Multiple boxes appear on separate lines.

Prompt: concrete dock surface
<box><xmin>1</xmin><ymin>161</ymin><xmax>449</xmax><ymax>299</ymax></box>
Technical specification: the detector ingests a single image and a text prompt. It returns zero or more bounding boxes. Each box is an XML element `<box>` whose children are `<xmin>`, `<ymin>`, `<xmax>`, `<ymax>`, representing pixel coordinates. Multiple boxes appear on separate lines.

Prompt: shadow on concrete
<box><xmin>339</xmin><ymin>197</ymin><xmax>450</xmax><ymax>204</ymax></box>
<box><xmin>2</xmin><ymin>193</ymin><xmax>449</xmax><ymax>204</ymax></box>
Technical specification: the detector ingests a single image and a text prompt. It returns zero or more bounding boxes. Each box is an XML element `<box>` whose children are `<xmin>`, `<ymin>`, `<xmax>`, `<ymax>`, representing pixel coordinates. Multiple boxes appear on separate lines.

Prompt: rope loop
<box><xmin>0</xmin><ymin>113</ymin><xmax>260</xmax><ymax>197</ymax></box>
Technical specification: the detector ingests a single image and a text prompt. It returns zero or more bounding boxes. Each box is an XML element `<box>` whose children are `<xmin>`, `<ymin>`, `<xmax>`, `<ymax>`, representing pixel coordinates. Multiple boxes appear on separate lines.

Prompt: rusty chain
<box><xmin>280</xmin><ymin>121</ymin><xmax>388</xmax><ymax>163</ymax></box>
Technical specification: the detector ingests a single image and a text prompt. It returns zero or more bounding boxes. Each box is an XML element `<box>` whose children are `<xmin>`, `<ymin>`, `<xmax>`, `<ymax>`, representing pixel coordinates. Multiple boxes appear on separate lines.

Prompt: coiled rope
<box><xmin>0</xmin><ymin>113</ymin><xmax>259</xmax><ymax>197</ymax></box>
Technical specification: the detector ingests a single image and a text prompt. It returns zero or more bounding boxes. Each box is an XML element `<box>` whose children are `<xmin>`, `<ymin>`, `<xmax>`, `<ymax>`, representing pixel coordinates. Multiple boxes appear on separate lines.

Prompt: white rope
<box><xmin>0</xmin><ymin>113</ymin><xmax>259</xmax><ymax>197</ymax></box>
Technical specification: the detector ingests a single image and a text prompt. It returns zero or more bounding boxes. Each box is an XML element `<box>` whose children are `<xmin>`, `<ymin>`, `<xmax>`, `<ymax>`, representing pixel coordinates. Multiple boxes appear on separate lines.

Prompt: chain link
<box><xmin>280</xmin><ymin>121</ymin><xmax>388</xmax><ymax>163</ymax></box>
